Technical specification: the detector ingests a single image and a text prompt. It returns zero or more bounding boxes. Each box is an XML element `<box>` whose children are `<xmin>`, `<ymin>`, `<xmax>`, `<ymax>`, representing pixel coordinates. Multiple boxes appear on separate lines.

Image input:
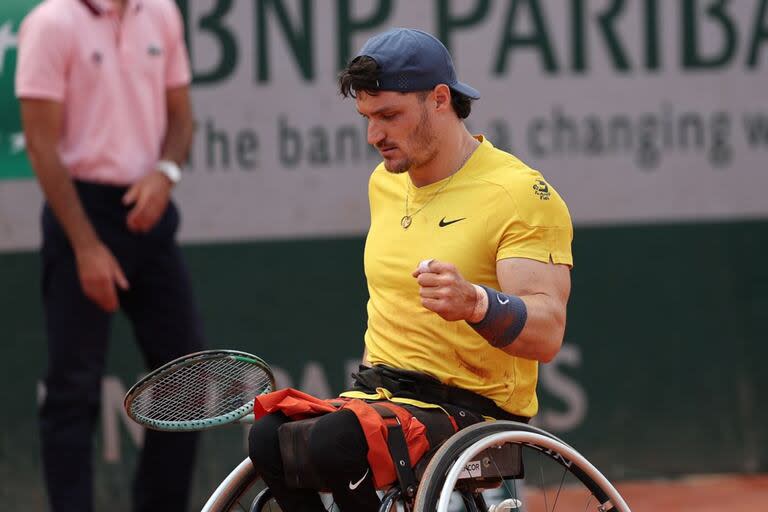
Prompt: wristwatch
<box><xmin>156</xmin><ymin>160</ymin><xmax>182</xmax><ymax>184</ymax></box>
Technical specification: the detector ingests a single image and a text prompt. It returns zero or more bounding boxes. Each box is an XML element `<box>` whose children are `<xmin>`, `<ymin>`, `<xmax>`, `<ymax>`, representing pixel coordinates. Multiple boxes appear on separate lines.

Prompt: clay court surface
<box><xmin>527</xmin><ymin>473</ymin><xmax>768</xmax><ymax>511</ymax></box>
<box><xmin>615</xmin><ymin>474</ymin><xmax>768</xmax><ymax>511</ymax></box>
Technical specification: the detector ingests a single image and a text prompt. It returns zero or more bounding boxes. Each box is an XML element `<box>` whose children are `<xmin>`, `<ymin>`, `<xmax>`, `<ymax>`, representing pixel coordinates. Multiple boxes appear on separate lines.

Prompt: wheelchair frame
<box><xmin>201</xmin><ymin>421</ymin><xmax>632</xmax><ymax>512</ymax></box>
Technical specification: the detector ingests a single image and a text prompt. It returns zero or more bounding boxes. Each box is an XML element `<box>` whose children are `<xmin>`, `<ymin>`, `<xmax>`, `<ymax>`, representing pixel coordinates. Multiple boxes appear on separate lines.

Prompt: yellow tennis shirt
<box><xmin>363</xmin><ymin>136</ymin><xmax>573</xmax><ymax>417</ymax></box>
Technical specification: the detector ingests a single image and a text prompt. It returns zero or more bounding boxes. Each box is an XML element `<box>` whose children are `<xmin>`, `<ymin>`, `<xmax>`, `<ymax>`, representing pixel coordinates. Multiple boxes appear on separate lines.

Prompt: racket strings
<box><xmin>131</xmin><ymin>357</ymin><xmax>272</xmax><ymax>422</ymax></box>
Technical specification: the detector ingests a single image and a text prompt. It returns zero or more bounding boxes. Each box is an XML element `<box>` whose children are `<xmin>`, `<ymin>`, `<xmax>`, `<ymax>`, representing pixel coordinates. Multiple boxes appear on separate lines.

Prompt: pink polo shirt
<box><xmin>15</xmin><ymin>0</ymin><xmax>191</xmax><ymax>185</ymax></box>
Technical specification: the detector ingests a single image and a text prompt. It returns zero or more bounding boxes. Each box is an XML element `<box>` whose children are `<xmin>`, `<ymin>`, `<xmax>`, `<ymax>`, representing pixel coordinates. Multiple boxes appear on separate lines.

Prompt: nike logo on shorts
<box><xmin>348</xmin><ymin>468</ymin><xmax>369</xmax><ymax>490</ymax></box>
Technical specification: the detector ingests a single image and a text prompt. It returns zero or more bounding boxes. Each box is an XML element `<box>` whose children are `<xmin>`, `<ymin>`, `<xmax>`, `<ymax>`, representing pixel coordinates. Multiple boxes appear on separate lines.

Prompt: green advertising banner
<box><xmin>0</xmin><ymin>1</ymin><xmax>33</xmax><ymax>180</ymax></box>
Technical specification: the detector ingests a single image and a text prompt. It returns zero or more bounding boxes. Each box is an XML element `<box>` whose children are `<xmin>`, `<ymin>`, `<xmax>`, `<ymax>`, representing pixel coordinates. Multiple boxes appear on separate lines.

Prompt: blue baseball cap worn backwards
<box><xmin>356</xmin><ymin>28</ymin><xmax>480</xmax><ymax>100</ymax></box>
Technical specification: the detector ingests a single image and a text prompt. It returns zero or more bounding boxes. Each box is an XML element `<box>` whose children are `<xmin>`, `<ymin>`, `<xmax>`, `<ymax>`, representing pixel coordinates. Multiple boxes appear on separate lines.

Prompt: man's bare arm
<box><xmin>21</xmin><ymin>98</ymin><xmax>128</xmax><ymax>311</ymax></box>
<box><xmin>413</xmin><ymin>257</ymin><xmax>571</xmax><ymax>363</ymax></box>
<box><xmin>124</xmin><ymin>85</ymin><xmax>194</xmax><ymax>232</ymax></box>
<box><xmin>22</xmin><ymin>99</ymin><xmax>98</xmax><ymax>250</ymax></box>
<box><xmin>493</xmin><ymin>258</ymin><xmax>570</xmax><ymax>362</ymax></box>
<box><xmin>160</xmin><ymin>85</ymin><xmax>194</xmax><ymax>165</ymax></box>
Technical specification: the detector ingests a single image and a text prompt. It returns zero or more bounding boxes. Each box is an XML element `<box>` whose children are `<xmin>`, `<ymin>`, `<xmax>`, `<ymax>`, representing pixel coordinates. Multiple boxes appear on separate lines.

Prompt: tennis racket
<box><xmin>124</xmin><ymin>350</ymin><xmax>276</xmax><ymax>432</ymax></box>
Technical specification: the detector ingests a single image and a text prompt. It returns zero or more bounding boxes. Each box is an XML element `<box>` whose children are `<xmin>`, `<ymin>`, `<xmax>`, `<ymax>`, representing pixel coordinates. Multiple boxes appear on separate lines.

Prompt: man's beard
<box><xmin>382</xmin><ymin>106</ymin><xmax>437</xmax><ymax>174</ymax></box>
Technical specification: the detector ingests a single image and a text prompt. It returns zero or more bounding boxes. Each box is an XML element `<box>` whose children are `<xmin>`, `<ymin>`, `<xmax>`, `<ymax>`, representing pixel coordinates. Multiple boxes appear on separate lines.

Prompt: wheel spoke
<box><xmin>582</xmin><ymin>494</ymin><xmax>595</xmax><ymax>512</ymax></box>
<box><xmin>550</xmin><ymin>466</ymin><xmax>568</xmax><ymax>511</ymax></box>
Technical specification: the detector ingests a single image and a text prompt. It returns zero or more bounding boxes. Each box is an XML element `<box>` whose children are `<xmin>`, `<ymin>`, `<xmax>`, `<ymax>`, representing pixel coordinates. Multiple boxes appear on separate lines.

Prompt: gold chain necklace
<box><xmin>401</xmin><ymin>147</ymin><xmax>474</xmax><ymax>229</ymax></box>
<box><xmin>401</xmin><ymin>174</ymin><xmax>455</xmax><ymax>229</ymax></box>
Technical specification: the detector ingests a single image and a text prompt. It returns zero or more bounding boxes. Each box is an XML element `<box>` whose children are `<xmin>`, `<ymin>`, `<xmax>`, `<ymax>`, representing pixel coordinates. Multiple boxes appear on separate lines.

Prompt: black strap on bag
<box><xmin>352</xmin><ymin>365</ymin><xmax>530</xmax><ymax>423</ymax></box>
<box><xmin>371</xmin><ymin>404</ymin><xmax>419</xmax><ymax>499</ymax></box>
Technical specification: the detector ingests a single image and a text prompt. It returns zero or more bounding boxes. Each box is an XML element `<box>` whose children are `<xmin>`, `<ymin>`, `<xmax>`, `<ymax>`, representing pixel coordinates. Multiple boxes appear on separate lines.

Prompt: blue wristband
<box><xmin>467</xmin><ymin>285</ymin><xmax>528</xmax><ymax>348</ymax></box>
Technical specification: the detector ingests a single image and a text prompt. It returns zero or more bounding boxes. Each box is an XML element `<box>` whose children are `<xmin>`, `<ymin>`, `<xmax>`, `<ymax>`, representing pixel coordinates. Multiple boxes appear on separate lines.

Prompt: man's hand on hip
<box><xmin>75</xmin><ymin>242</ymin><xmax>130</xmax><ymax>312</ymax></box>
<box><xmin>123</xmin><ymin>171</ymin><xmax>173</xmax><ymax>233</ymax></box>
<box><xmin>412</xmin><ymin>259</ymin><xmax>478</xmax><ymax>321</ymax></box>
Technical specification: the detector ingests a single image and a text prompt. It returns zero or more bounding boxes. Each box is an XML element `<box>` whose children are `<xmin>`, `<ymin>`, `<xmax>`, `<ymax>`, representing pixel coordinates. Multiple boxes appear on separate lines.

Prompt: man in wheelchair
<box><xmin>248</xmin><ymin>27</ymin><xmax>573</xmax><ymax>511</ymax></box>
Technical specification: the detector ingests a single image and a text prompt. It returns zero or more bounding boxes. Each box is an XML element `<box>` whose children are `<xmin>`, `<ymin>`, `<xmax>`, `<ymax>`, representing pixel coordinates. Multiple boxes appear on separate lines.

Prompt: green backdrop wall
<box><xmin>2</xmin><ymin>220</ymin><xmax>767</xmax><ymax>510</ymax></box>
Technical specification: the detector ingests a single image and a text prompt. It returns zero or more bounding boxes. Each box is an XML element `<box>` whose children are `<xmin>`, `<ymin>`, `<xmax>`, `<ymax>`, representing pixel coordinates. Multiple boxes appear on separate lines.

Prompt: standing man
<box><xmin>16</xmin><ymin>0</ymin><xmax>204</xmax><ymax>510</ymax></box>
<box><xmin>248</xmin><ymin>28</ymin><xmax>573</xmax><ymax>510</ymax></box>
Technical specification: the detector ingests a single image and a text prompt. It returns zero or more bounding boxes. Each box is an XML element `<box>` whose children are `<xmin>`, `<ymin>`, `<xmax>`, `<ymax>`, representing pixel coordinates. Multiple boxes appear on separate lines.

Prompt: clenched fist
<box><xmin>412</xmin><ymin>259</ymin><xmax>481</xmax><ymax>322</ymax></box>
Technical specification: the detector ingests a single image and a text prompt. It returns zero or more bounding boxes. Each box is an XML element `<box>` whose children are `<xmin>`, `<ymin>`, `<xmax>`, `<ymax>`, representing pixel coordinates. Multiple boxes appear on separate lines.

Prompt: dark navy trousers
<box><xmin>39</xmin><ymin>181</ymin><xmax>205</xmax><ymax>512</ymax></box>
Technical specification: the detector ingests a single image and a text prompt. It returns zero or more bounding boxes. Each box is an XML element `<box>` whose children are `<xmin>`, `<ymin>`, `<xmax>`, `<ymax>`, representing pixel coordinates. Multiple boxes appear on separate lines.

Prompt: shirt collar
<box><xmin>78</xmin><ymin>0</ymin><xmax>144</xmax><ymax>16</ymax></box>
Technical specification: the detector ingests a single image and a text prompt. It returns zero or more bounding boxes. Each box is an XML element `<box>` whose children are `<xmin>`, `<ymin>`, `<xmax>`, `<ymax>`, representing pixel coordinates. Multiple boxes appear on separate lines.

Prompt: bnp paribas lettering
<box><xmin>177</xmin><ymin>0</ymin><xmax>768</xmax><ymax>83</ymax></box>
<box><xmin>495</xmin><ymin>0</ymin><xmax>768</xmax><ymax>73</ymax></box>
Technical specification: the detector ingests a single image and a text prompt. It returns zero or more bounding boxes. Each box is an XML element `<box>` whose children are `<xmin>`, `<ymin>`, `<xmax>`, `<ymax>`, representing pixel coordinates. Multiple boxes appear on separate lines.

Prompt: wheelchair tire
<box><xmin>413</xmin><ymin>421</ymin><xmax>631</xmax><ymax>512</ymax></box>
<box><xmin>201</xmin><ymin>457</ymin><xmax>263</xmax><ymax>512</ymax></box>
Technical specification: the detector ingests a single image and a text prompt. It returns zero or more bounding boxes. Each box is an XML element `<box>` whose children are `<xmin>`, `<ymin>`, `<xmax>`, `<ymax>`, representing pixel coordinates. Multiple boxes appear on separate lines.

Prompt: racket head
<box><xmin>124</xmin><ymin>350</ymin><xmax>276</xmax><ymax>432</ymax></box>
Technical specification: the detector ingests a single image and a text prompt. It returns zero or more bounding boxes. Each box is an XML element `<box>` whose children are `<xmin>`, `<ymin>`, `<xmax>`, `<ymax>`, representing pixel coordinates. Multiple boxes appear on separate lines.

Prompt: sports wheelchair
<box><xmin>202</xmin><ymin>420</ymin><xmax>631</xmax><ymax>512</ymax></box>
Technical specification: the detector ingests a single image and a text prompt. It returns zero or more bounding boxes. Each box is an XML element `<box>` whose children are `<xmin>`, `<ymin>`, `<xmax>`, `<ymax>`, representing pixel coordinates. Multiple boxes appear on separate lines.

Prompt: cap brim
<box><xmin>451</xmin><ymin>81</ymin><xmax>480</xmax><ymax>100</ymax></box>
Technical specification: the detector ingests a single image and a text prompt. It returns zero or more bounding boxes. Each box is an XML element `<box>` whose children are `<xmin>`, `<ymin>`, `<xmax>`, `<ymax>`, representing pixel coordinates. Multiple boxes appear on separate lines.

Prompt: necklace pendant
<box><xmin>400</xmin><ymin>215</ymin><xmax>412</xmax><ymax>229</ymax></box>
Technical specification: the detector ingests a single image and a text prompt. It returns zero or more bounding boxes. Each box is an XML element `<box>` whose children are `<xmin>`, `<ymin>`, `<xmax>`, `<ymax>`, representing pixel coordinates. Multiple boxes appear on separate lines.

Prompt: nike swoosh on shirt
<box><xmin>439</xmin><ymin>217</ymin><xmax>466</xmax><ymax>227</ymax></box>
<box><xmin>348</xmin><ymin>468</ymin><xmax>370</xmax><ymax>490</ymax></box>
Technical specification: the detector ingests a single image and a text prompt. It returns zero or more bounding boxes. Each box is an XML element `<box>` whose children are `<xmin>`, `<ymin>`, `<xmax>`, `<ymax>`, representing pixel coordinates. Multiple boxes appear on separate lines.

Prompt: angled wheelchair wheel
<box><xmin>413</xmin><ymin>421</ymin><xmax>631</xmax><ymax>512</ymax></box>
<box><xmin>200</xmin><ymin>458</ymin><xmax>278</xmax><ymax>512</ymax></box>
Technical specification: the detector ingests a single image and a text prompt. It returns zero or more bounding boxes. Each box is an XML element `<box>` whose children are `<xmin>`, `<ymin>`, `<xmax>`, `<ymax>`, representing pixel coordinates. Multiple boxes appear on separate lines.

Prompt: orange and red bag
<box><xmin>253</xmin><ymin>388</ymin><xmax>474</xmax><ymax>494</ymax></box>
